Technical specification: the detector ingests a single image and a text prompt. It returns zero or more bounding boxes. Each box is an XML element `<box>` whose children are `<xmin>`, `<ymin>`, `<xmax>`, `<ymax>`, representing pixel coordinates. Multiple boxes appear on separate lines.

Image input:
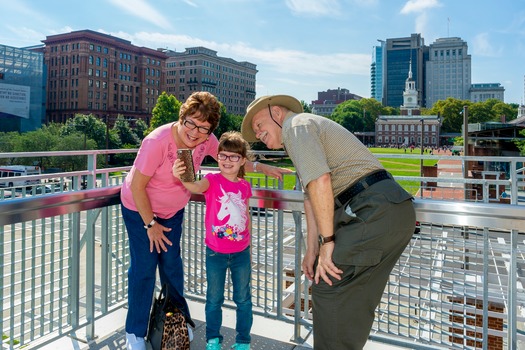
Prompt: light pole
<box><xmin>420</xmin><ymin>118</ymin><xmax>424</xmax><ymax>176</ymax></box>
<box><xmin>105</xmin><ymin>114</ymin><xmax>110</xmax><ymax>167</ymax></box>
<box><xmin>462</xmin><ymin>106</ymin><xmax>469</xmax><ymax>179</ymax></box>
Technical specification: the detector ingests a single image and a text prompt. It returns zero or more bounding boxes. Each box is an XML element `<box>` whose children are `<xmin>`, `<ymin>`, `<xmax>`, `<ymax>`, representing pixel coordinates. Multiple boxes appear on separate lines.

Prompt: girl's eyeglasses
<box><xmin>217</xmin><ymin>153</ymin><xmax>242</xmax><ymax>162</ymax></box>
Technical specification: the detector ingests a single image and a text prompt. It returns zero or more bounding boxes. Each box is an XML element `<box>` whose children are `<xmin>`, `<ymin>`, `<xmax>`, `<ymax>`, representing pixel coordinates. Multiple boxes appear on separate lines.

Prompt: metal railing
<box><xmin>1</xmin><ymin>150</ymin><xmax>525</xmax><ymax>350</ymax></box>
<box><xmin>1</xmin><ymin>185</ymin><xmax>524</xmax><ymax>349</ymax></box>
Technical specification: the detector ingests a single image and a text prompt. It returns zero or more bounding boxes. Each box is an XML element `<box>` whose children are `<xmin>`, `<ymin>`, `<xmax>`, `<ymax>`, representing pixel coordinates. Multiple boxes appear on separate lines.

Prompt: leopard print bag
<box><xmin>148</xmin><ymin>284</ymin><xmax>195</xmax><ymax>350</ymax></box>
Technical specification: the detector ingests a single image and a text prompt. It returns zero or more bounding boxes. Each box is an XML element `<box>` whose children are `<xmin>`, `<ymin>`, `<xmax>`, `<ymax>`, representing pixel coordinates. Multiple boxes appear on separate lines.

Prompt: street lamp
<box><xmin>420</xmin><ymin>118</ymin><xmax>424</xmax><ymax>177</ymax></box>
<box><xmin>462</xmin><ymin>106</ymin><xmax>469</xmax><ymax>179</ymax></box>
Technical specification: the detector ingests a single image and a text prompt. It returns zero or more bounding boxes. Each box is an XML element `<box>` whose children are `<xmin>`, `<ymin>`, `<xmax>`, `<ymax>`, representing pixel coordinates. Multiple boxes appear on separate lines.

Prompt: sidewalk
<box><xmin>418</xmin><ymin>152</ymin><xmax>466</xmax><ymax>200</ymax></box>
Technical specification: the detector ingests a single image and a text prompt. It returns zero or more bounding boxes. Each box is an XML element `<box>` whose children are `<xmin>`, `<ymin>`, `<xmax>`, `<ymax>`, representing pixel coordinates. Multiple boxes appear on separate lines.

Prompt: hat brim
<box><xmin>241</xmin><ymin>95</ymin><xmax>303</xmax><ymax>142</ymax></box>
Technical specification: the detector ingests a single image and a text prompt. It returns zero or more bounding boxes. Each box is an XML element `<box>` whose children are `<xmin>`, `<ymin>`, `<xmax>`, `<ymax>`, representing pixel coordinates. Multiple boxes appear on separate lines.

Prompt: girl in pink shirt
<box><xmin>173</xmin><ymin>131</ymin><xmax>253</xmax><ymax>350</ymax></box>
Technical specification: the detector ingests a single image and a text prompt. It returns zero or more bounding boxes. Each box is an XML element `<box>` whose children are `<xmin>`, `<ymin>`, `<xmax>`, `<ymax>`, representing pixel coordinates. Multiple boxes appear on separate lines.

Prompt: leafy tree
<box><xmin>301</xmin><ymin>100</ymin><xmax>312</xmax><ymax>113</ymax></box>
<box><xmin>214</xmin><ymin>104</ymin><xmax>243</xmax><ymax>138</ymax></box>
<box><xmin>113</xmin><ymin>116</ymin><xmax>138</xmax><ymax>147</ymax></box>
<box><xmin>61</xmin><ymin>114</ymin><xmax>107</xmax><ymax>149</ymax></box>
<box><xmin>429</xmin><ymin>98</ymin><xmax>469</xmax><ymax>133</ymax></box>
<box><xmin>148</xmin><ymin>92</ymin><xmax>181</xmax><ymax>134</ymax></box>
<box><xmin>330</xmin><ymin>100</ymin><xmax>364</xmax><ymax>132</ymax></box>
<box><xmin>468</xmin><ymin>102</ymin><xmax>495</xmax><ymax>124</ymax></box>
<box><xmin>133</xmin><ymin>118</ymin><xmax>148</xmax><ymax>140</ymax></box>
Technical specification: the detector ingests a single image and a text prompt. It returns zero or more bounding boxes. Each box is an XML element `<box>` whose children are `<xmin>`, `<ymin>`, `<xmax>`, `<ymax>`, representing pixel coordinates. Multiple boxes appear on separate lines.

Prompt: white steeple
<box><xmin>402</xmin><ymin>58</ymin><xmax>419</xmax><ymax>114</ymax></box>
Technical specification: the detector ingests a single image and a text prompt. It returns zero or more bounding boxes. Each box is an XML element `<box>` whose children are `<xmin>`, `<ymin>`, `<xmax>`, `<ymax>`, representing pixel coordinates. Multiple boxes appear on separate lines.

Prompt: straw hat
<box><xmin>241</xmin><ymin>95</ymin><xmax>303</xmax><ymax>142</ymax></box>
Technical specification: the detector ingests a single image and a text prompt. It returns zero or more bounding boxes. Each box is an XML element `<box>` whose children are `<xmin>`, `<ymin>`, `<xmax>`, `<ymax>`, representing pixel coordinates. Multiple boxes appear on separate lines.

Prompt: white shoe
<box><xmin>126</xmin><ymin>332</ymin><xmax>146</xmax><ymax>350</ymax></box>
<box><xmin>187</xmin><ymin>324</ymin><xmax>194</xmax><ymax>342</ymax></box>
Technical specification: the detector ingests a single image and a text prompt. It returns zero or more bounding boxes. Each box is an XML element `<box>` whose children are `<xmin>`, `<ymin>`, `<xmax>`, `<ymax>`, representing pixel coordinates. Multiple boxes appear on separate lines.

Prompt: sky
<box><xmin>1</xmin><ymin>0</ymin><xmax>524</xmax><ymax>105</ymax></box>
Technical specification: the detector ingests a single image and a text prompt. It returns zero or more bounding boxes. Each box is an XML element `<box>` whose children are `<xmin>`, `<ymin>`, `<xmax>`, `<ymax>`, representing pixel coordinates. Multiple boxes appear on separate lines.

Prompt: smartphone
<box><xmin>176</xmin><ymin>148</ymin><xmax>196</xmax><ymax>182</ymax></box>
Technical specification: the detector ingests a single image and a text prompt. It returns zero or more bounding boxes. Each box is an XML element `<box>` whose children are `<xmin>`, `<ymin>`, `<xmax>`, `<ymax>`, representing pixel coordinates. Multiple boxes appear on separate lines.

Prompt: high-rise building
<box><xmin>383</xmin><ymin>34</ymin><xmax>428</xmax><ymax>108</ymax></box>
<box><xmin>164</xmin><ymin>47</ymin><xmax>257</xmax><ymax>115</ymax></box>
<box><xmin>40</xmin><ymin>29</ymin><xmax>168</xmax><ymax>125</ymax></box>
<box><xmin>371</xmin><ymin>40</ymin><xmax>385</xmax><ymax>102</ymax></box>
<box><xmin>425</xmin><ymin>37</ymin><xmax>471</xmax><ymax>108</ymax></box>
<box><xmin>0</xmin><ymin>44</ymin><xmax>45</xmax><ymax>132</ymax></box>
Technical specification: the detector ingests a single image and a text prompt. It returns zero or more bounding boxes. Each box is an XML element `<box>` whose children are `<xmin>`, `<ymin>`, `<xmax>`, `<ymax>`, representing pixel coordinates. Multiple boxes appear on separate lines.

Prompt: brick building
<box><xmin>40</xmin><ymin>29</ymin><xmax>168</xmax><ymax>125</ymax></box>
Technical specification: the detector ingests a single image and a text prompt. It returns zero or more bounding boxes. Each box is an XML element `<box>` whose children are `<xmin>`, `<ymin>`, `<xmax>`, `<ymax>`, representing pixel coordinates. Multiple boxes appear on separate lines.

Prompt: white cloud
<box><xmin>400</xmin><ymin>0</ymin><xmax>442</xmax><ymax>14</ymax></box>
<box><xmin>472</xmin><ymin>33</ymin><xmax>502</xmax><ymax>57</ymax></box>
<box><xmin>123</xmin><ymin>31</ymin><xmax>370</xmax><ymax>78</ymax></box>
<box><xmin>285</xmin><ymin>0</ymin><xmax>341</xmax><ymax>17</ymax></box>
<box><xmin>107</xmin><ymin>0</ymin><xmax>172</xmax><ymax>30</ymax></box>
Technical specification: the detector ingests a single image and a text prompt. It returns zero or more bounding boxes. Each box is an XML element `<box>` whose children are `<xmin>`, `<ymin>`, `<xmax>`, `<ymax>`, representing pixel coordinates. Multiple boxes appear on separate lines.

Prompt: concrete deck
<box><xmin>32</xmin><ymin>299</ymin><xmax>407</xmax><ymax>350</ymax></box>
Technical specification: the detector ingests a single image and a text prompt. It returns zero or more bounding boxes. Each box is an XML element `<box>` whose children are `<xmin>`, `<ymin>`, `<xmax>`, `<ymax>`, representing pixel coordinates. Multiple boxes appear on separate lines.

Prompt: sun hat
<box><xmin>241</xmin><ymin>95</ymin><xmax>303</xmax><ymax>142</ymax></box>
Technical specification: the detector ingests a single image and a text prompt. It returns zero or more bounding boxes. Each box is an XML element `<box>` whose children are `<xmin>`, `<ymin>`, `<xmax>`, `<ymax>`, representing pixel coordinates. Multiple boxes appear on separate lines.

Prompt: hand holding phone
<box><xmin>176</xmin><ymin>149</ymin><xmax>196</xmax><ymax>182</ymax></box>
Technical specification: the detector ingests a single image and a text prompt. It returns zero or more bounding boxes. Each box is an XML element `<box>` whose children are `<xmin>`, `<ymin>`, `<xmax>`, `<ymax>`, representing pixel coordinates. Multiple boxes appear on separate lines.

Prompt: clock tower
<box><xmin>401</xmin><ymin>59</ymin><xmax>419</xmax><ymax>116</ymax></box>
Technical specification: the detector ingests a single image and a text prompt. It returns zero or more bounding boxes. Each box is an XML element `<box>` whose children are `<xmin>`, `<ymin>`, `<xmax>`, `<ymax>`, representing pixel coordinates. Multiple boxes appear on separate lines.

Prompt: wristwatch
<box><xmin>318</xmin><ymin>234</ymin><xmax>335</xmax><ymax>246</ymax></box>
<box><xmin>144</xmin><ymin>215</ymin><xmax>158</xmax><ymax>229</ymax></box>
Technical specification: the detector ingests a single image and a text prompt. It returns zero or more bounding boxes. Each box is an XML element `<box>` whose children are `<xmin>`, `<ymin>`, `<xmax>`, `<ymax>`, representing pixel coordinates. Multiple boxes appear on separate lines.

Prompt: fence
<box><xmin>1</xmin><ymin>150</ymin><xmax>525</xmax><ymax>349</ymax></box>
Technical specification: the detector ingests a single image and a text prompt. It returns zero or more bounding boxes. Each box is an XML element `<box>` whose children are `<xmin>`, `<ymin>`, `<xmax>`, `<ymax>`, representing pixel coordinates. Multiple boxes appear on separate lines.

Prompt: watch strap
<box><xmin>144</xmin><ymin>215</ymin><xmax>158</xmax><ymax>229</ymax></box>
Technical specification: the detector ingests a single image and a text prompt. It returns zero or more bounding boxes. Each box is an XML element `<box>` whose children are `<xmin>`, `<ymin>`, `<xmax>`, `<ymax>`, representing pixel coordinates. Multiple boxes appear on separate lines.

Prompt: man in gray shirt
<box><xmin>242</xmin><ymin>95</ymin><xmax>415</xmax><ymax>350</ymax></box>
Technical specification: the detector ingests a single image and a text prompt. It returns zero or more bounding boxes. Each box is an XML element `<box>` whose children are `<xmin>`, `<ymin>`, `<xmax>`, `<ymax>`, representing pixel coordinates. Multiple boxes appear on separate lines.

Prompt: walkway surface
<box><xmin>34</xmin><ymin>300</ymin><xmax>406</xmax><ymax>350</ymax></box>
<box><xmin>417</xmin><ymin>151</ymin><xmax>466</xmax><ymax>201</ymax></box>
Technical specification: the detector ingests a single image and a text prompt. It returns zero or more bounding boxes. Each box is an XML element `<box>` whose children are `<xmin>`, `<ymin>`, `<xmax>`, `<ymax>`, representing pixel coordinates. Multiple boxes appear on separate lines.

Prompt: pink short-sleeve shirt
<box><xmin>120</xmin><ymin>123</ymin><xmax>219</xmax><ymax>218</ymax></box>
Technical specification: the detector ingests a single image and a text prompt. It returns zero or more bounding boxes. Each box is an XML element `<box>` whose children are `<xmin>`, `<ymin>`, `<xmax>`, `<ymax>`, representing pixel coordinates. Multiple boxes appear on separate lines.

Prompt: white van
<box><xmin>0</xmin><ymin>165</ymin><xmax>41</xmax><ymax>188</ymax></box>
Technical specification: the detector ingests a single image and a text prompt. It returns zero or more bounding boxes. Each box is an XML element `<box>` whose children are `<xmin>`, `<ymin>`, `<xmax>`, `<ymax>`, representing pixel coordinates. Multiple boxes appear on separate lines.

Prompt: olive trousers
<box><xmin>312</xmin><ymin>179</ymin><xmax>415</xmax><ymax>350</ymax></box>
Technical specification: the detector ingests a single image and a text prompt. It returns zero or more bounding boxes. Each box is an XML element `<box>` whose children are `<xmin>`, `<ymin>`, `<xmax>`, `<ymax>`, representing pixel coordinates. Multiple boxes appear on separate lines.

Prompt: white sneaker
<box><xmin>187</xmin><ymin>325</ymin><xmax>194</xmax><ymax>342</ymax></box>
<box><xmin>126</xmin><ymin>332</ymin><xmax>147</xmax><ymax>350</ymax></box>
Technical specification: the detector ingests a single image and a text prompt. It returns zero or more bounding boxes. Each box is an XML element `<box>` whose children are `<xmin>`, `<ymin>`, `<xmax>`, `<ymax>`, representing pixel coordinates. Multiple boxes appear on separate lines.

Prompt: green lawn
<box><xmin>252</xmin><ymin>148</ymin><xmax>431</xmax><ymax>195</ymax></box>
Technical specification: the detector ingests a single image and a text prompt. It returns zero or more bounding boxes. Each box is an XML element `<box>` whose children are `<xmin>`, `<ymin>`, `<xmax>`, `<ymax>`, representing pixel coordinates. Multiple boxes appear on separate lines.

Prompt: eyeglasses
<box><xmin>217</xmin><ymin>153</ymin><xmax>242</xmax><ymax>162</ymax></box>
<box><xmin>183</xmin><ymin>119</ymin><xmax>211</xmax><ymax>134</ymax></box>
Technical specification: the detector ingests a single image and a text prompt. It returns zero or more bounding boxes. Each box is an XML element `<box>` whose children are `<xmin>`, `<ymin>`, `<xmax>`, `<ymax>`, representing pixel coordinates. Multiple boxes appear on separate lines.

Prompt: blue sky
<box><xmin>1</xmin><ymin>0</ymin><xmax>524</xmax><ymax>106</ymax></box>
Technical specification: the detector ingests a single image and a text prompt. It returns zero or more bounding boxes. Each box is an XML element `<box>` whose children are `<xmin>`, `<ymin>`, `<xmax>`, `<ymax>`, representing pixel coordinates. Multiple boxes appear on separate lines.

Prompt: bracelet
<box><xmin>143</xmin><ymin>215</ymin><xmax>158</xmax><ymax>229</ymax></box>
<box><xmin>253</xmin><ymin>161</ymin><xmax>259</xmax><ymax>173</ymax></box>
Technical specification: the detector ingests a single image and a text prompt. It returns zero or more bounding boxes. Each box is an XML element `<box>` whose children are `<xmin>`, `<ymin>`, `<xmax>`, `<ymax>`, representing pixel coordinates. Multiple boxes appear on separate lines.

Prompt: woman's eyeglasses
<box><xmin>183</xmin><ymin>119</ymin><xmax>211</xmax><ymax>134</ymax></box>
<box><xmin>217</xmin><ymin>153</ymin><xmax>242</xmax><ymax>162</ymax></box>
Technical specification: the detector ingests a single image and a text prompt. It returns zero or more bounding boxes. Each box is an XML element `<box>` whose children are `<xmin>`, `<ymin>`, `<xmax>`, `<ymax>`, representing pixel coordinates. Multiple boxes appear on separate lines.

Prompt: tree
<box><xmin>148</xmin><ymin>92</ymin><xmax>181</xmax><ymax>134</ymax></box>
<box><xmin>61</xmin><ymin>114</ymin><xmax>107</xmax><ymax>149</ymax></box>
<box><xmin>301</xmin><ymin>100</ymin><xmax>312</xmax><ymax>113</ymax></box>
<box><xmin>331</xmin><ymin>100</ymin><xmax>364</xmax><ymax>132</ymax></box>
<box><xmin>430</xmin><ymin>98</ymin><xmax>469</xmax><ymax>133</ymax></box>
<box><xmin>214</xmin><ymin>104</ymin><xmax>243</xmax><ymax>138</ymax></box>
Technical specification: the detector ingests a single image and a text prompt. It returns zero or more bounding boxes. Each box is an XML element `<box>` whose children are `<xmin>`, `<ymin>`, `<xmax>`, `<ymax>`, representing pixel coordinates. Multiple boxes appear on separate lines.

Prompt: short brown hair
<box><xmin>179</xmin><ymin>91</ymin><xmax>221</xmax><ymax>133</ymax></box>
<box><xmin>218</xmin><ymin>131</ymin><xmax>254</xmax><ymax>178</ymax></box>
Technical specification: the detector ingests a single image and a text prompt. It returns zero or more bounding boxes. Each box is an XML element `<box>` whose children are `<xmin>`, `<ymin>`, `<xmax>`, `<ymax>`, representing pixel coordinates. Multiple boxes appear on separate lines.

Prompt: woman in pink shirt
<box><xmin>121</xmin><ymin>92</ymin><xmax>286</xmax><ymax>350</ymax></box>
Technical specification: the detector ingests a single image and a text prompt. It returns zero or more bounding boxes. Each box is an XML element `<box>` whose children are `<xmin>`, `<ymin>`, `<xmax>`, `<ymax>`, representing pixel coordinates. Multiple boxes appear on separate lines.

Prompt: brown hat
<box><xmin>241</xmin><ymin>95</ymin><xmax>303</xmax><ymax>142</ymax></box>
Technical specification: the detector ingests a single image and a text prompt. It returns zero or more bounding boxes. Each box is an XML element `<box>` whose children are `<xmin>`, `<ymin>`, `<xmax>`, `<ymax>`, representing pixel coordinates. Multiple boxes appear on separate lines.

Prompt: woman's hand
<box><xmin>147</xmin><ymin>223</ymin><xmax>172</xmax><ymax>253</ymax></box>
<box><xmin>172</xmin><ymin>159</ymin><xmax>186</xmax><ymax>180</ymax></box>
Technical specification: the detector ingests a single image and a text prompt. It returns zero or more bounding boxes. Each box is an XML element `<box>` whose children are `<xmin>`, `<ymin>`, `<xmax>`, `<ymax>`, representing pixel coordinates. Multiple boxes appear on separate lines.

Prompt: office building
<box><xmin>470</xmin><ymin>83</ymin><xmax>505</xmax><ymax>103</ymax></box>
<box><xmin>383</xmin><ymin>34</ymin><xmax>428</xmax><ymax>108</ymax></box>
<box><xmin>371</xmin><ymin>40</ymin><xmax>385</xmax><ymax>102</ymax></box>
<box><xmin>425</xmin><ymin>37</ymin><xmax>471</xmax><ymax>108</ymax></box>
<box><xmin>41</xmin><ymin>29</ymin><xmax>168</xmax><ymax>125</ymax></box>
<box><xmin>0</xmin><ymin>44</ymin><xmax>45</xmax><ymax>132</ymax></box>
<box><xmin>164</xmin><ymin>47</ymin><xmax>257</xmax><ymax>115</ymax></box>
<box><xmin>310</xmin><ymin>88</ymin><xmax>362</xmax><ymax>116</ymax></box>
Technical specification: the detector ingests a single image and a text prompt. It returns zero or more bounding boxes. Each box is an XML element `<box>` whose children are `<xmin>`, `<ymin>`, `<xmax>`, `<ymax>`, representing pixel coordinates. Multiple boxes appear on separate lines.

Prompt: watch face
<box><xmin>407</xmin><ymin>97</ymin><xmax>413</xmax><ymax>102</ymax></box>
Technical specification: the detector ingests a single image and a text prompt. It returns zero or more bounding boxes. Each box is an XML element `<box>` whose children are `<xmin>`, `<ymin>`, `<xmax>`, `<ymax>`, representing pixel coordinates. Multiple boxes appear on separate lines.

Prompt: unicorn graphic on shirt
<box><xmin>213</xmin><ymin>185</ymin><xmax>247</xmax><ymax>240</ymax></box>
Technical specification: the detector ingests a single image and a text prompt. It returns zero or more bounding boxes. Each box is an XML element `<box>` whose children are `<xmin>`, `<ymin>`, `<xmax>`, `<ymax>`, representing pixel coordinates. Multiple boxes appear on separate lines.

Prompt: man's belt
<box><xmin>335</xmin><ymin>170</ymin><xmax>391</xmax><ymax>208</ymax></box>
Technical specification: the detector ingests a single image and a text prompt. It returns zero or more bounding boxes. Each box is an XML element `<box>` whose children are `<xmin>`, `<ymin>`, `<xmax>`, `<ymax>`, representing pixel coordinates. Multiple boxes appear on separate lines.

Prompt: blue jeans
<box><xmin>205</xmin><ymin>246</ymin><xmax>253</xmax><ymax>344</ymax></box>
<box><xmin>122</xmin><ymin>204</ymin><xmax>188</xmax><ymax>337</ymax></box>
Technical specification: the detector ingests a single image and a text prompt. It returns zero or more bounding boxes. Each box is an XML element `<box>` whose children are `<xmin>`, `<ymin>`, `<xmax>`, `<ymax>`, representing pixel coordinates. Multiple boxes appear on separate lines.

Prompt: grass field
<box><xmin>251</xmin><ymin>147</ymin><xmax>432</xmax><ymax>195</ymax></box>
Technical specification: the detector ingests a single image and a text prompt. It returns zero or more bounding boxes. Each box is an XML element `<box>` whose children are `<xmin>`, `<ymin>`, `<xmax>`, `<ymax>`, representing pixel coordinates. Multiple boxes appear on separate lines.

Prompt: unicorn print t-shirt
<box><xmin>203</xmin><ymin>173</ymin><xmax>252</xmax><ymax>254</ymax></box>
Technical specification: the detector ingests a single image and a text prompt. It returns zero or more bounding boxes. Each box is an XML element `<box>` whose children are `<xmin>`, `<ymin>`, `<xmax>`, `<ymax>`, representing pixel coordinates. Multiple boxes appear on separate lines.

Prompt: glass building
<box><xmin>0</xmin><ymin>44</ymin><xmax>45</xmax><ymax>132</ymax></box>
